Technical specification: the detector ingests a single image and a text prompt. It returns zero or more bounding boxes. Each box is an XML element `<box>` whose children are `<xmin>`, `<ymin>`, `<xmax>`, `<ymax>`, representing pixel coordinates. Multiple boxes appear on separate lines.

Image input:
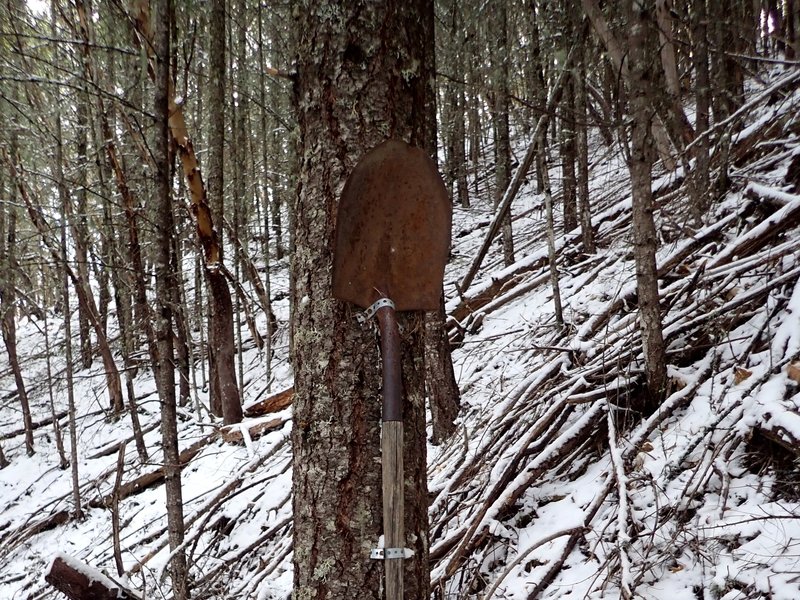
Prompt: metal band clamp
<box><xmin>370</xmin><ymin>547</ymin><xmax>414</xmax><ymax>560</ymax></box>
<box><xmin>356</xmin><ymin>297</ymin><xmax>396</xmax><ymax>324</ymax></box>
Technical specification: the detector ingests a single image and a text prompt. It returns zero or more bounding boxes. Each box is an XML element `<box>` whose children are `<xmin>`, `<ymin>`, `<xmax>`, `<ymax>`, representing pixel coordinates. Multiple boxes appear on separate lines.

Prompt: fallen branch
<box><xmin>459</xmin><ymin>39</ymin><xmax>583</xmax><ymax>293</ymax></box>
<box><xmin>479</xmin><ymin>527</ymin><xmax>585</xmax><ymax>600</ymax></box>
<box><xmin>220</xmin><ymin>417</ymin><xmax>286</xmax><ymax>444</ymax></box>
<box><xmin>0</xmin><ymin>410</ymin><xmax>68</xmax><ymax>441</ymax></box>
<box><xmin>243</xmin><ymin>386</ymin><xmax>293</xmax><ymax>418</ymax></box>
<box><xmin>45</xmin><ymin>554</ymin><xmax>141</xmax><ymax>600</ymax></box>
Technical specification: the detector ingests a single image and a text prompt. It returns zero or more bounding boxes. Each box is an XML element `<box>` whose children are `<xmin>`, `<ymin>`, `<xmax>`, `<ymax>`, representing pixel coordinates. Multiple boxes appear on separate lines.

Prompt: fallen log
<box><xmin>45</xmin><ymin>554</ymin><xmax>141</xmax><ymax>600</ymax></box>
<box><xmin>0</xmin><ymin>410</ymin><xmax>68</xmax><ymax>441</ymax></box>
<box><xmin>221</xmin><ymin>417</ymin><xmax>286</xmax><ymax>444</ymax></box>
<box><xmin>243</xmin><ymin>386</ymin><xmax>293</xmax><ymax>418</ymax></box>
<box><xmin>89</xmin><ymin>434</ymin><xmax>214</xmax><ymax>509</ymax></box>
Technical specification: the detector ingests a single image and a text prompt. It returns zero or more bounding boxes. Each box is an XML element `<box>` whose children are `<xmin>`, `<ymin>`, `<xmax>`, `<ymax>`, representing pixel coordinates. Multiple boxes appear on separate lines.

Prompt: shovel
<box><xmin>332</xmin><ymin>139</ymin><xmax>451</xmax><ymax>599</ymax></box>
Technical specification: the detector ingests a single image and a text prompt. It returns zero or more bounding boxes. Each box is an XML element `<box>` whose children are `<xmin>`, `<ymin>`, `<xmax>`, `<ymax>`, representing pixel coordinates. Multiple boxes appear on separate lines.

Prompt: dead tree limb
<box><xmin>45</xmin><ymin>555</ymin><xmax>141</xmax><ymax>600</ymax></box>
<box><xmin>459</xmin><ymin>39</ymin><xmax>583</xmax><ymax>293</ymax></box>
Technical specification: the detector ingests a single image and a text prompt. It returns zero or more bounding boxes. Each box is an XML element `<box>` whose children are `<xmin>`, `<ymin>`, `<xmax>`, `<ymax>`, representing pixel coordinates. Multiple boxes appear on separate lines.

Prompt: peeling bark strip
<box><xmin>45</xmin><ymin>555</ymin><xmax>141</xmax><ymax>600</ymax></box>
<box><xmin>132</xmin><ymin>1</ymin><xmax>242</xmax><ymax>424</ymax></box>
<box><xmin>167</xmin><ymin>108</ymin><xmax>220</xmax><ymax>266</ymax></box>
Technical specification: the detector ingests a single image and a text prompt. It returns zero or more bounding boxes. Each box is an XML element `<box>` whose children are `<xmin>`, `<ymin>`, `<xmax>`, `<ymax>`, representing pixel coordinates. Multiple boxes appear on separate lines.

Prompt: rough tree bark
<box><xmin>206</xmin><ymin>0</ymin><xmax>224</xmax><ymax>416</ymax></box>
<box><xmin>205</xmin><ymin>0</ymin><xmax>236</xmax><ymax>420</ymax></box>
<box><xmin>1</xmin><ymin>147</ymin><xmax>34</xmax><ymax>456</ymax></box>
<box><xmin>491</xmin><ymin>0</ymin><xmax>515</xmax><ymax>266</ymax></box>
<box><xmin>133</xmin><ymin>0</ymin><xmax>242</xmax><ymax>425</ymax></box>
<box><xmin>151</xmin><ymin>0</ymin><xmax>189</xmax><ymax>596</ymax></box>
<box><xmin>292</xmin><ymin>1</ymin><xmax>437</xmax><ymax>597</ymax></box>
<box><xmin>627</xmin><ymin>0</ymin><xmax>667</xmax><ymax>405</ymax></box>
<box><xmin>690</xmin><ymin>0</ymin><xmax>710</xmax><ymax>222</ymax></box>
<box><xmin>426</xmin><ymin>295</ymin><xmax>461</xmax><ymax>445</ymax></box>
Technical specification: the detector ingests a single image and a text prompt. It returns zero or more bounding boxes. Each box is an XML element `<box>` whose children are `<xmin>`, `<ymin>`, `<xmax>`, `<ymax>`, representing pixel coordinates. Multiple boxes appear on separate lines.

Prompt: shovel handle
<box><xmin>375</xmin><ymin>302</ymin><xmax>405</xmax><ymax>600</ymax></box>
<box><xmin>382</xmin><ymin>420</ymin><xmax>404</xmax><ymax>600</ymax></box>
<box><xmin>375</xmin><ymin>304</ymin><xmax>403</xmax><ymax>422</ymax></box>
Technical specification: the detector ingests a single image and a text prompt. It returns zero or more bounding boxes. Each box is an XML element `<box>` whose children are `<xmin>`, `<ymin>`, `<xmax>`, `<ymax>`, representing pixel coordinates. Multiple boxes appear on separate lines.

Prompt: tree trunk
<box><xmin>257</xmin><ymin>1</ymin><xmax>274</xmax><ymax>384</ymax></box>
<box><xmin>0</xmin><ymin>288</ymin><xmax>32</xmax><ymax>458</ymax></box>
<box><xmin>690</xmin><ymin>0</ymin><xmax>710</xmax><ymax>222</ymax></box>
<box><xmin>709</xmin><ymin>1</ymin><xmax>745</xmax><ymax>122</ymax></box>
<box><xmin>655</xmin><ymin>0</ymin><xmax>695</xmax><ymax>150</ymax></box>
<box><xmin>152</xmin><ymin>1</ymin><xmax>189</xmax><ymax>596</ymax></box>
<box><xmin>207</xmin><ymin>0</ymin><xmax>227</xmax><ymax>419</ymax></box>
<box><xmin>72</xmin><ymin>0</ymin><xmax>127</xmax><ymax>415</ymax></box>
<box><xmin>60</xmin><ymin>145</ymin><xmax>83</xmax><ymax>521</ymax></box>
<box><xmin>208</xmin><ymin>0</ymin><xmax>226</xmax><ymax>236</ymax></box>
<box><xmin>43</xmin><ymin>312</ymin><xmax>68</xmax><ymax>469</ymax></box>
<box><xmin>627</xmin><ymin>0</ymin><xmax>667</xmax><ymax>406</ymax></box>
<box><xmin>0</xmin><ymin>173</ymin><xmax>34</xmax><ymax>456</ymax></box>
<box><xmin>427</xmin><ymin>295</ymin><xmax>460</xmax><ymax>445</ymax></box>
<box><xmin>75</xmin><ymin>74</ymin><xmax>93</xmax><ymax>370</ymax></box>
<box><xmin>132</xmin><ymin>0</ymin><xmax>243</xmax><ymax>425</ymax></box>
<box><xmin>560</xmin><ymin>73</ymin><xmax>578</xmax><ymax>233</ymax></box>
<box><xmin>270</xmin><ymin>72</ymin><xmax>289</xmax><ymax>261</ymax></box>
<box><xmin>576</xmin><ymin>43</ymin><xmax>595</xmax><ymax>254</ymax></box>
<box><xmin>440</xmin><ymin>0</ymin><xmax>469</xmax><ymax>209</ymax></box>
<box><xmin>232</xmin><ymin>0</ymin><xmax>249</xmax><ymax>395</ymax></box>
<box><xmin>171</xmin><ymin>236</ymin><xmax>192</xmax><ymax>407</ymax></box>
<box><xmin>45</xmin><ymin>556</ymin><xmax>140</xmax><ymax>600</ymax></box>
<box><xmin>292</xmin><ymin>1</ymin><xmax>435</xmax><ymax>597</ymax></box>
<box><xmin>491</xmin><ymin>0</ymin><xmax>515</xmax><ymax>266</ymax></box>
<box><xmin>582</xmin><ymin>0</ymin><xmax>677</xmax><ymax>169</ymax></box>
<box><xmin>527</xmin><ymin>1</ymin><xmax>547</xmax><ymax>194</ymax></box>
<box><xmin>539</xmin><ymin>140</ymin><xmax>564</xmax><ymax>326</ymax></box>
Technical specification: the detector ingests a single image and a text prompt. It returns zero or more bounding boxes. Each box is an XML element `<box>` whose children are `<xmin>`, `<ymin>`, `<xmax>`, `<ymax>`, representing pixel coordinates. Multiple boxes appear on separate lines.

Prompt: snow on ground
<box><xmin>1</xmin><ymin>65</ymin><xmax>800</xmax><ymax>599</ymax></box>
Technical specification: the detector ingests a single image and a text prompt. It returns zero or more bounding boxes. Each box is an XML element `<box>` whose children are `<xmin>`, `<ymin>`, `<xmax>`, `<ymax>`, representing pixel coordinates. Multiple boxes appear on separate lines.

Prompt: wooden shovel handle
<box><xmin>376</xmin><ymin>303</ymin><xmax>405</xmax><ymax>599</ymax></box>
<box><xmin>382</xmin><ymin>420</ymin><xmax>404</xmax><ymax>600</ymax></box>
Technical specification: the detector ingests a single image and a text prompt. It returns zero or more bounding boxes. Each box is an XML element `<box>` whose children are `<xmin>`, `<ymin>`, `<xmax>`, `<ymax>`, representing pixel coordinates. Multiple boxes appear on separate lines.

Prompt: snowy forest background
<box><xmin>1</xmin><ymin>1</ymin><xmax>800</xmax><ymax>599</ymax></box>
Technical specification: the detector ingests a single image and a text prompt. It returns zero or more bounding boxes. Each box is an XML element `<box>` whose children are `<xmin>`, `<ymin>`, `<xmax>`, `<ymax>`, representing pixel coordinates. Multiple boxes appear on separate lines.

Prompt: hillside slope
<box><xmin>1</xmin><ymin>66</ymin><xmax>799</xmax><ymax>600</ymax></box>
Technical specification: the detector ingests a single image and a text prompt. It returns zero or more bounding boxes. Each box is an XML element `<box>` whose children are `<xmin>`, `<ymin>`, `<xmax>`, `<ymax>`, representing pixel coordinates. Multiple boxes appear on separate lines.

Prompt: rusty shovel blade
<box><xmin>331</xmin><ymin>139</ymin><xmax>451</xmax><ymax>311</ymax></box>
<box><xmin>331</xmin><ymin>138</ymin><xmax>451</xmax><ymax>600</ymax></box>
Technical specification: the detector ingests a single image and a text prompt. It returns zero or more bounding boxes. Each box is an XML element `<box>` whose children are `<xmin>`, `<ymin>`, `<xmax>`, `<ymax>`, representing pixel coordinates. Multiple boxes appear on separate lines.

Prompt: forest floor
<box><xmin>1</xmin><ymin>65</ymin><xmax>800</xmax><ymax>600</ymax></box>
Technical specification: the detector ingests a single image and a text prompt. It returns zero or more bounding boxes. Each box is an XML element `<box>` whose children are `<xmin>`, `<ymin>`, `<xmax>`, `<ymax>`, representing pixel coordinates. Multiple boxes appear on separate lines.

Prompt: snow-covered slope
<box><xmin>1</xmin><ymin>66</ymin><xmax>800</xmax><ymax>600</ymax></box>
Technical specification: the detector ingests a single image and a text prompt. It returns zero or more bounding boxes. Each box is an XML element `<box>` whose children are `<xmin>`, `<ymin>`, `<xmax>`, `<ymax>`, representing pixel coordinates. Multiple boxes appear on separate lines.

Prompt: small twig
<box><xmin>480</xmin><ymin>527</ymin><xmax>584</xmax><ymax>600</ymax></box>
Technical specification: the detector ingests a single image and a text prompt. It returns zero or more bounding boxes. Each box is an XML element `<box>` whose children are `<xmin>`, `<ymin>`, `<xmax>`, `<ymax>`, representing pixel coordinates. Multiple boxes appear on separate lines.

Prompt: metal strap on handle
<box><xmin>356</xmin><ymin>297</ymin><xmax>396</xmax><ymax>324</ymax></box>
<box><xmin>370</xmin><ymin>547</ymin><xmax>415</xmax><ymax>560</ymax></box>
